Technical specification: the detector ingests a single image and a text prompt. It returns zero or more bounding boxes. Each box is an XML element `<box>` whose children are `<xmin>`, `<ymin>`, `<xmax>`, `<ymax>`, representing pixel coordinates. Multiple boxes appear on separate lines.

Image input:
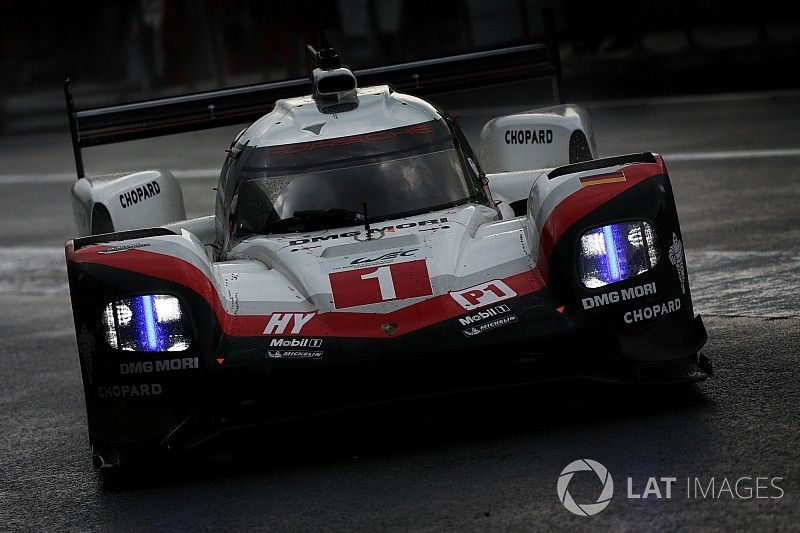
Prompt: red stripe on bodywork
<box><xmin>536</xmin><ymin>157</ymin><xmax>665</xmax><ymax>282</ymax></box>
<box><xmin>67</xmin><ymin>245</ymin><xmax>544</xmax><ymax>338</ymax></box>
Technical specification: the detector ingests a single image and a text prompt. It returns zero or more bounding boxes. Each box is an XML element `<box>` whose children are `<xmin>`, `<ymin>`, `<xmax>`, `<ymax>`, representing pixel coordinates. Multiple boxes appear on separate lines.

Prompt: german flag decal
<box><xmin>579</xmin><ymin>171</ymin><xmax>627</xmax><ymax>187</ymax></box>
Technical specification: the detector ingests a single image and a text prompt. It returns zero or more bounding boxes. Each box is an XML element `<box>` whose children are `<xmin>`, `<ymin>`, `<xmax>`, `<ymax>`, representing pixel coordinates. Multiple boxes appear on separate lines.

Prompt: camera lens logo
<box><xmin>557</xmin><ymin>459</ymin><xmax>614</xmax><ymax>516</ymax></box>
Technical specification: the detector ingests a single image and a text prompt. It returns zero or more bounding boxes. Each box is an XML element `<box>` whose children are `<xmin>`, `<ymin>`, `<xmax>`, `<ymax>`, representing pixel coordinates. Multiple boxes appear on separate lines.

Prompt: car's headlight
<box><xmin>101</xmin><ymin>295</ymin><xmax>192</xmax><ymax>351</ymax></box>
<box><xmin>578</xmin><ymin>221</ymin><xmax>660</xmax><ymax>288</ymax></box>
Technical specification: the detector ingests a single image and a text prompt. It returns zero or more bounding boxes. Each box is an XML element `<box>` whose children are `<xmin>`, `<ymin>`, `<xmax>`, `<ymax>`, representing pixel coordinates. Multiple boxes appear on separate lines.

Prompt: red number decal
<box><xmin>329</xmin><ymin>259</ymin><xmax>433</xmax><ymax>309</ymax></box>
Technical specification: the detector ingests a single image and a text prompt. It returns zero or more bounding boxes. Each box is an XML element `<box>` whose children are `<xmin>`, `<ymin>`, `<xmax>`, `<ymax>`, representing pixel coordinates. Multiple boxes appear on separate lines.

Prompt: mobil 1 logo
<box><xmin>267</xmin><ymin>338</ymin><xmax>324</xmax><ymax>359</ymax></box>
<box><xmin>458</xmin><ymin>304</ymin><xmax>519</xmax><ymax>338</ymax></box>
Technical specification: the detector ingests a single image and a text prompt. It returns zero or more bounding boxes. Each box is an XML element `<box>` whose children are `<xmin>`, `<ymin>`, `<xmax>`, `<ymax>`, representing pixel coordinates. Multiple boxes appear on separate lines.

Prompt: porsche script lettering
<box><xmin>289</xmin><ymin>219</ymin><xmax>447</xmax><ymax>246</ymax></box>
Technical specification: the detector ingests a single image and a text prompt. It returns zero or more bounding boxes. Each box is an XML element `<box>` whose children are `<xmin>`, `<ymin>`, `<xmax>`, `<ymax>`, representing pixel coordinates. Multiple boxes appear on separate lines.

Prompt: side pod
<box><xmin>525</xmin><ymin>153</ymin><xmax>707</xmax><ymax>364</ymax></box>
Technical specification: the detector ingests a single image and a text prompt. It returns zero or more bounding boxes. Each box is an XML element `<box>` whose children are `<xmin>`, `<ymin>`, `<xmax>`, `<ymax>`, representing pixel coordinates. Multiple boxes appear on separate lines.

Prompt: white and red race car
<box><xmin>63</xmin><ymin>45</ymin><xmax>709</xmax><ymax>468</ymax></box>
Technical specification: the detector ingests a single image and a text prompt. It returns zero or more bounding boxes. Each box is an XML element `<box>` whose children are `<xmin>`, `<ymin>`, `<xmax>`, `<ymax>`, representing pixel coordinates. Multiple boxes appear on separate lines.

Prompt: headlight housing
<box><xmin>578</xmin><ymin>221</ymin><xmax>660</xmax><ymax>288</ymax></box>
<box><xmin>101</xmin><ymin>294</ymin><xmax>193</xmax><ymax>352</ymax></box>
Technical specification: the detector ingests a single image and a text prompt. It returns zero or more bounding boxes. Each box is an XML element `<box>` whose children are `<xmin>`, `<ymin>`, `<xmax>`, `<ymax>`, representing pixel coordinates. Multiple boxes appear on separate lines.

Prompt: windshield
<box><xmin>232</xmin><ymin>121</ymin><xmax>485</xmax><ymax>235</ymax></box>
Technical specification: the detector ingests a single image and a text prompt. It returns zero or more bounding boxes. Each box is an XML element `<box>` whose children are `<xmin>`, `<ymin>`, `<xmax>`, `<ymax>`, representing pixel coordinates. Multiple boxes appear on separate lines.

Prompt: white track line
<box><xmin>0</xmin><ymin>172</ymin><xmax>73</xmax><ymax>184</ymax></box>
<box><xmin>584</xmin><ymin>88</ymin><xmax>800</xmax><ymax>109</ymax></box>
<box><xmin>0</xmin><ymin>168</ymin><xmax>220</xmax><ymax>185</ymax></box>
<box><xmin>664</xmin><ymin>148</ymin><xmax>800</xmax><ymax>162</ymax></box>
<box><xmin>3</xmin><ymin>146</ymin><xmax>800</xmax><ymax>185</ymax></box>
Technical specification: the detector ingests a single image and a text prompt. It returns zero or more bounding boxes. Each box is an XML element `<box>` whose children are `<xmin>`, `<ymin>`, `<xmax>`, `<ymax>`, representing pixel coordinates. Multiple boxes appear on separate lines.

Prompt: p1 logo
<box><xmin>449</xmin><ymin>280</ymin><xmax>516</xmax><ymax>310</ymax></box>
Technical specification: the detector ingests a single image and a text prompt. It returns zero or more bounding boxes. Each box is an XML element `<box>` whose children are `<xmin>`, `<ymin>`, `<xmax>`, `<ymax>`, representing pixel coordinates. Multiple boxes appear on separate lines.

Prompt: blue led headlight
<box><xmin>101</xmin><ymin>294</ymin><xmax>192</xmax><ymax>352</ymax></box>
<box><xmin>578</xmin><ymin>221</ymin><xmax>660</xmax><ymax>288</ymax></box>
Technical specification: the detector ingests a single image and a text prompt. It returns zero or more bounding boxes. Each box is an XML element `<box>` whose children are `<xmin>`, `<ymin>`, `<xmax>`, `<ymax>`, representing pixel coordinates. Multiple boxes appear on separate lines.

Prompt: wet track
<box><xmin>1</xmin><ymin>87</ymin><xmax>799</xmax><ymax>530</ymax></box>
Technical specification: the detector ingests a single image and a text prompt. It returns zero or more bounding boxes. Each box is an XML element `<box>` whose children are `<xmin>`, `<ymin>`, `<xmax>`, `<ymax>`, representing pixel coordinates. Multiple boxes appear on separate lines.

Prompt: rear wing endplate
<box><xmin>64</xmin><ymin>10</ymin><xmax>560</xmax><ymax>179</ymax></box>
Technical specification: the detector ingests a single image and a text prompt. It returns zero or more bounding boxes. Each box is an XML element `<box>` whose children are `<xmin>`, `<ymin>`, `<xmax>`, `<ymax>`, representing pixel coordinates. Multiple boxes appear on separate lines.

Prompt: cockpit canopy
<box><xmin>215</xmin><ymin>117</ymin><xmax>488</xmax><ymax>248</ymax></box>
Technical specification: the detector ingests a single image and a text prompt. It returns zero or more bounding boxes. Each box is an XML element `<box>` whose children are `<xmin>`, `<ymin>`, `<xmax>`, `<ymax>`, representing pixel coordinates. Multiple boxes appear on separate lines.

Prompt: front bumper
<box><xmin>88</xmin><ymin>314</ymin><xmax>710</xmax><ymax>468</ymax></box>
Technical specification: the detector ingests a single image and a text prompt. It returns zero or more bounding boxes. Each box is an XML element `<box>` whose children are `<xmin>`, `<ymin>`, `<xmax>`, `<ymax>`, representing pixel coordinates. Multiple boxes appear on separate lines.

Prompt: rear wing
<box><xmin>64</xmin><ymin>10</ymin><xmax>560</xmax><ymax>179</ymax></box>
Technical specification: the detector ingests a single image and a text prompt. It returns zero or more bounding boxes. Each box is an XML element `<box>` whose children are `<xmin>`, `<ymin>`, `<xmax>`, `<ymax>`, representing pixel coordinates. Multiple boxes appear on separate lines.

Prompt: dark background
<box><xmin>1</xmin><ymin>2</ymin><xmax>799</xmax><ymax>531</ymax></box>
<box><xmin>2</xmin><ymin>0</ymin><xmax>800</xmax><ymax>133</ymax></box>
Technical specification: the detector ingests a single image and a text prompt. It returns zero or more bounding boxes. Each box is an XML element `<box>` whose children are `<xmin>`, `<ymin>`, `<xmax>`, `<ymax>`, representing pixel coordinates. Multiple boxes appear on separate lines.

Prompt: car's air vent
<box><xmin>568</xmin><ymin>130</ymin><xmax>592</xmax><ymax>164</ymax></box>
<box><xmin>90</xmin><ymin>203</ymin><xmax>114</xmax><ymax>234</ymax></box>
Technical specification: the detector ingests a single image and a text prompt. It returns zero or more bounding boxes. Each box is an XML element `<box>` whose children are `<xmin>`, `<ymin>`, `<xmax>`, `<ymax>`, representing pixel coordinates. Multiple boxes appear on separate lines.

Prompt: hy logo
<box><xmin>557</xmin><ymin>459</ymin><xmax>614</xmax><ymax>516</ymax></box>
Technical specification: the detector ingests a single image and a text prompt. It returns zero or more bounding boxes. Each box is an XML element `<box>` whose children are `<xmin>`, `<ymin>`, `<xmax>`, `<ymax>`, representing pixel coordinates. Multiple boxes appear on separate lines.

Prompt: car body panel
<box><xmin>64</xmin><ymin>81</ymin><xmax>709</xmax><ymax>467</ymax></box>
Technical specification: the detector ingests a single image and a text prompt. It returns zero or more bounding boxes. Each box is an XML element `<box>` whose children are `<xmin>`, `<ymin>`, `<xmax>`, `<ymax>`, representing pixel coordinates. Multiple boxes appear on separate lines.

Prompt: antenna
<box><xmin>306</xmin><ymin>44</ymin><xmax>319</xmax><ymax>83</ymax></box>
<box><xmin>306</xmin><ymin>43</ymin><xmax>342</xmax><ymax>76</ymax></box>
<box><xmin>306</xmin><ymin>6</ymin><xmax>334</xmax><ymax>81</ymax></box>
<box><xmin>63</xmin><ymin>77</ymin><xmax>85</xmax><ymax>179</ymax></box>
<box><xmin>362</xmin><ymin>200</ymin><xmax>371</xmax><ymax>240</ymax></box>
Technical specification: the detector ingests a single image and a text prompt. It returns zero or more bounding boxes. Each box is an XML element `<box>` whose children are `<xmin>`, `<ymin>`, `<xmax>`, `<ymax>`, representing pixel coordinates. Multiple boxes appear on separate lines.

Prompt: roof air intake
<box><xmin>307</xmin><ymin>45</ymin><xmax>359</xmax><ymax>111</ymax></box>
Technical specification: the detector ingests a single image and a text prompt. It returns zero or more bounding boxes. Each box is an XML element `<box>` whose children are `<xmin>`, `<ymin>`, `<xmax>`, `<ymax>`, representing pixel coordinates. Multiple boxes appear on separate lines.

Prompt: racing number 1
<box><xmin>329</xmin><ymin>259</ymin><xmax>433</xmax><ymax>308</ymax></box>
<box><xmin>360</xmin><ymin>266</ymin><xmax>396</xmax><ymax>300</ymax></box>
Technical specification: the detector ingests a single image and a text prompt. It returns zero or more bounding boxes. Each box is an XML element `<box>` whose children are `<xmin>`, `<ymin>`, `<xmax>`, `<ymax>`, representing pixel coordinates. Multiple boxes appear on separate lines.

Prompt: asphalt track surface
<box><xmin>1</xmin><ymin>86</ymin><xmax>799</xmax><ymax>530</ymax></box>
